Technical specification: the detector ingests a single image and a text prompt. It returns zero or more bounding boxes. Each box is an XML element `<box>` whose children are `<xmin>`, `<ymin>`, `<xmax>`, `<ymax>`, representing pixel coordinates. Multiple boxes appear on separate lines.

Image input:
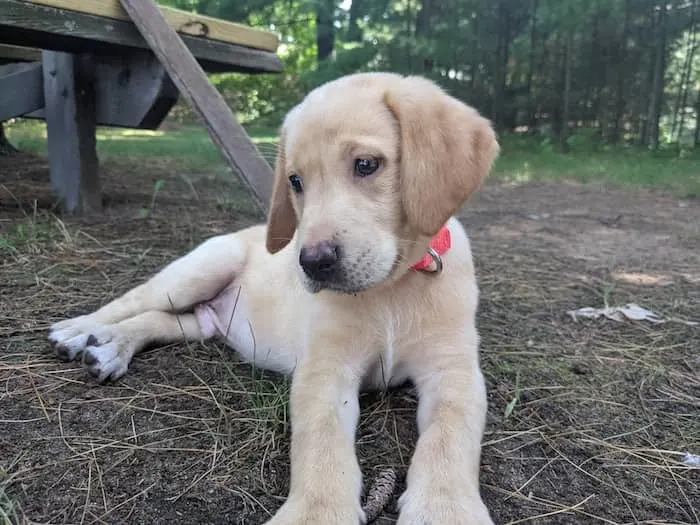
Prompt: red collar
<box><xmin>411</xmin><ymin>225</ymin><xmax>451</xmax><ymax>273</ymax></box>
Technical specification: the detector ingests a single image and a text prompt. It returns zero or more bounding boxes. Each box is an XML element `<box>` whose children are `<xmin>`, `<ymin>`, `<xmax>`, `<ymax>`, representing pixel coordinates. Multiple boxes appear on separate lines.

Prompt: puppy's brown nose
<box><xmin>299</xmin><ymin>241</ymin><xmax>339</xmax><ymax>281</ymax></box>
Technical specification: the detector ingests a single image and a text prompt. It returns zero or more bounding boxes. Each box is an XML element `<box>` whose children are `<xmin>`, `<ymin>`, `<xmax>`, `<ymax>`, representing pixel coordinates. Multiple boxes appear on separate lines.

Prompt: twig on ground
<box><xmin>361</xmin><ymin>467</ymin><xmax>397</xmax><ymax>523</ymax></box>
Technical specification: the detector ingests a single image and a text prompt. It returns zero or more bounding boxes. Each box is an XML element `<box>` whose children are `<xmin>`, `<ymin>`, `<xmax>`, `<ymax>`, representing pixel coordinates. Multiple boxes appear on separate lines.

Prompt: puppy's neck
<box><xmin>411</xmin><ymin>225</ymin><xmax>451</xmax><ymax>274</ymax></box>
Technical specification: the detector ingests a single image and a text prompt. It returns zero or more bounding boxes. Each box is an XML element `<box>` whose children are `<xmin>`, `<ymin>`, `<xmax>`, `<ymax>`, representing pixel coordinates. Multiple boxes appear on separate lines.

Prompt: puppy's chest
<box><xmin>362</xmin><ymin>328</ymin><xmax>413</xmax><ymax>390</ymax></box>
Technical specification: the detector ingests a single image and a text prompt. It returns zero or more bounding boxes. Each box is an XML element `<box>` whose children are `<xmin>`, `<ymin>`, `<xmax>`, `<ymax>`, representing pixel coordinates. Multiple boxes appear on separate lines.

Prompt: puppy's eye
<box><xmin>354</xmin><ymin>157</ymin><xmax>380</xmax><ymax>177</ymax></box>
<box><xmin>288</xmin><ymin>174</ymin><xmax>303</xmax><ymax>194</ymax></box>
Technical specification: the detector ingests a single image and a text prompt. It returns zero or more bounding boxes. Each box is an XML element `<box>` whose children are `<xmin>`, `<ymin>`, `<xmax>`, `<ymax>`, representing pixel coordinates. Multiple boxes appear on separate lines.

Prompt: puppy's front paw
<box><xmin>264</xmin><ymin>496</ymin><xmax>364</xmax><ymax>525</ymax></box>
<box><xmin>49</xmin><ymin>320</ymin><xmax>133</xmax><ymax>382</ymax></box>
<box><xmin>49</xmin><ymin>316</ymin><xmax>101</xmax><ymax>361</ymax></box>
<box><xmin>81</xmin><ymin>338</ymin><xmax>132</xmax><ymax>383</ymax></box>
<box><xmin>397</xmin><ymin>488</ymin><xmax>494</xmax><ymax>525</ymax></box>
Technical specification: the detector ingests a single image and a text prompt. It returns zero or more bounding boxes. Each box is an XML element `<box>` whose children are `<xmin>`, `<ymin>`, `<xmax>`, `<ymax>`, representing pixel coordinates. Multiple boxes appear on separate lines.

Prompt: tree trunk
<box><xmin>640</xmin><ymin>7</ymin><xmax>657</xmax><ymax>147</ymax></box>
<box><xmin>610</xmin><ymin>0</ymin><xmax>630</xmax><ymax>144</ymax></box>
<box><xmin>550</xmin><ymin>33</ymin><xmax>563</xmax><ymax>139</ymax></box>
<box><xmin>671</xmin><ymin>0</ymin><xmax>696</xmax><ymax>141</ymax></box>
<box><xmin>694</xmin><ymin>88</ymin><xmax>700</xmax><ymax>146</ymax></box>
<box><xmin>670</xmin><ymin>36</ymin><xmax>690</xmax><ymax>138</ymax></box>
<box><xmin>415</xmin><ymin>0</ymin><xmax>435</xmax><ymax>37</ymax></box>
<box><xmin>470</xmin><ymin>12</ymin><xmax>480</xmax><ymax>91</ymax></box>
<box><xmin>492</xmin><ymin>0</ymin><xmax>511</xmax><ymax>132</ymax></box>
<box><xmin>415</xmin><ymin>0</ymin><xmax>436</xmax><ymax>72</ymax></box>
<box><xmin>347</xmin><ymin>0</ymin><xmax>363</xmax><ymax>42</ymax></box>
<box><xmin>676</xmin><ymin>1</ymin><xmax>698</xmax><ymax>142</ymax></box>
<box><xmin>526</xmin><ymin>0</ymin><xmax>539</xmax><ymax>131</ymax></box>
<box><xmin>0</xmin><ymin>121</ymin><xmax>18</xmax><ymax>156</ymax></box>
<box><xmin>644</xmin><ymin>4</ymin><xmax>668</xmax><ymax>150</ymax></box>
<box><xmin>560</xmin><ymin>31</ymin><xmax>573</xmax><ymax>152</ymax></box>
<box><xmin>316</xmin><ymin>0</ymin><xmax>336</xmax><ymax>61</ymax></box>
<box><xmin>586</xmin><ymin>11</ymin><xmax>600</xmax><ymax>126</ymax></box>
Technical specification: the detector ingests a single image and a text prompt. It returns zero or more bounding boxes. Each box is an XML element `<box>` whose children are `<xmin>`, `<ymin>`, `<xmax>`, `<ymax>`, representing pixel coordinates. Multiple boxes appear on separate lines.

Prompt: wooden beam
<box><xmin>28</xmin><ymin>51</ymin><xmax>179</xmax><ymax>129</ymax></box>
<box><xmin>42</xmin><ymin>51</ymin><xmax>101</xmax><ymax>213</ymax></box>
<box><xmin>0</xmin><ymin>0</ymin><xmax>283</xmax><ymax>74</ymax></box>
<box><xmin>92</xmin><ymin>51</ymin><xmax>179</xmax><ymax>129</ymax></box>
<box><xmin>0</xmin><ymin>62</ymin><xmax>44</xmax><ymax>120</ymax></box>
<box><xmin>120</xmin><ymin>0</ymin><xmax>273</xmax><ymax>213</ymax></box>
<box><xmin>0</xmin><ymin>43</ymin><xmax>41</xmax><ymax>62</ymax></box>
<box><xmin>26</xmin><ymin>0</ymin><xmax>279</xmax><ymax>52</ymax></box>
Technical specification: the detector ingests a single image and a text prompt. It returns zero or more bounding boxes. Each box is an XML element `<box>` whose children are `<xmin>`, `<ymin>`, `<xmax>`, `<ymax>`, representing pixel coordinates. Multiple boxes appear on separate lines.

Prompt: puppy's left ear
<box><xmin>266</xmin><ymin>127</ymin><xmax>297</xmax><ymax>253</ymax></box>
<box><xmin>384</xmin><ymin>76</ymin><xmax>499</xmax><ymax>237</ymax></box>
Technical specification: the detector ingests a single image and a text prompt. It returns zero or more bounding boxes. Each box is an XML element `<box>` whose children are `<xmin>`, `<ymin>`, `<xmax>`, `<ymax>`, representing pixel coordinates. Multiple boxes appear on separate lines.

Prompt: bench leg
<box><xmin>42</xmin><ymin>51</ymin><xmax>101</xmax><ymax>214</ymax></box>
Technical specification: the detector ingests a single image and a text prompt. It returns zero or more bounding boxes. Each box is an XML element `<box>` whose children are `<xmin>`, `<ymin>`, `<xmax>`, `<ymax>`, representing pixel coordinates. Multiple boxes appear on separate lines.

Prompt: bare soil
<box><xmin>1</xmin><ymin>152</ymin><xmax>698</xmax><ymax>525</ymax></box>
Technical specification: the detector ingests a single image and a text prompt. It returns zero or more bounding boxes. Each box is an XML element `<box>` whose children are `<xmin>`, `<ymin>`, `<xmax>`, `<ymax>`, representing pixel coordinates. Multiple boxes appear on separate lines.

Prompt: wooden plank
<box><xmin>25</xmin><ymin>0</ymin><xmax>279</xmax><ymax>52</ymax></box>
<box><xmin>0</xmin><ymin>62</ymin><xmax>44</xmax><ymax>120</ymax></box>
<box><xmin>0</xmin><ymin>0</ymin><xmax>283</xmax><ymax>74</ymax></box>
<box><xmin>42</xmin><ymin>51</ymin><xmax>101</xmax><ymax>213</ymax></box>
<box><xmin>89</xmin><ymin>51</ymin><xmax>179</xmax><ymax>129</ymax></box>
<box><xmin>28</xmin><ymin>51</ymin><xmax>179</xmax><ymax>129</ymax></box>
<box><xmin>0</xmin><ymin>43</ymin><xmax>41</xmax><ymax>61</ymax></box>
<box><xmin>92</xmin><ymin>52</ymin><xmax>179</xmax><ymax>129</ymax></box>
<box><xmin>120</xmin><ymin>0</ymin><xmax>273</xmax><ymax>213</ymax></box>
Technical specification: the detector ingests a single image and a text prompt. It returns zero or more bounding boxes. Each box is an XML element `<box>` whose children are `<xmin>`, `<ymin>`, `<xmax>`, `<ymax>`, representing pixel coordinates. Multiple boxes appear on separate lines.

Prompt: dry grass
<box><xmin>467</xmin><ymin>182</ymin><xmax>700</xmax><ymax>524</ymax></box>
<box><xmin>1</xmin><ymin>151</ymin><xmax>699</xmax><ymax>524</ymax></box>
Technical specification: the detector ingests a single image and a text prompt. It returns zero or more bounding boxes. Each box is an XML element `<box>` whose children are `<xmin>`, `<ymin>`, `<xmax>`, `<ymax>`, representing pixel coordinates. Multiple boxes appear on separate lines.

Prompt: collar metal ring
<box><xmin>425</xmin><ymin>247</ymin><xmax>443</xmax><ymax>275</ymax></box>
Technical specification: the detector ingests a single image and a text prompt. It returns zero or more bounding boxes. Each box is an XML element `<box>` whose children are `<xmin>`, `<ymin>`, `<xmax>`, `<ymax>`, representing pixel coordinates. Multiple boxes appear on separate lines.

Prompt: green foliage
<box><xmin>159</xmin><ymin>0</ymin><xmax>318</xmax><ymax>125</ymax></box>
<box><xmin>153</xmin><ymin>0</ymin><xmax>700</xmax><ymax>155</ymax></box>
<box><xmin>299</xmin><ymin>42</ymin><xmax>378</xmax><ymax>89</ymax></box>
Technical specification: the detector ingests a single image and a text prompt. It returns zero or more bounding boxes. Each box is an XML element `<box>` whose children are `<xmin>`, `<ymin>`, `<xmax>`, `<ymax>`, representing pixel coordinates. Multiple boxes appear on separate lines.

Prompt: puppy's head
<box><xmin>266</xmin><ymin>73</ymin><xmax>499</xmax><ymax>294</ymax></box>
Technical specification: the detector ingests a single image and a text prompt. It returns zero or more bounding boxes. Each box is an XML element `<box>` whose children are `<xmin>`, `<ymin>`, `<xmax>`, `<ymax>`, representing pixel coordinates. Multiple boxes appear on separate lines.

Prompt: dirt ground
<box><xmin>1</xmin><ymin>151</ymin><xmax>698</xmax><ymax>525</ymax></box>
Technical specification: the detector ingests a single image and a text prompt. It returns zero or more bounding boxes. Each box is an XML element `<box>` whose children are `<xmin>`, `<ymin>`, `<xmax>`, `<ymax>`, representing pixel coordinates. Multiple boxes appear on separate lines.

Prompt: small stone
<box><xmin>571</xmin><ymin>362</ymin><xmax>589</xmax><ymax>375</ymax></box>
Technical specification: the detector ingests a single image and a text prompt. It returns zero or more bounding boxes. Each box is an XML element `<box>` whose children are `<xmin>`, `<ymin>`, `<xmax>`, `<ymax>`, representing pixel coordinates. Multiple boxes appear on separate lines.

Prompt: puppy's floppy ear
<box><xmin>384</xmin><ymin>76</ymin><xmax>499</xmax><ymax>236</ymax></box>
<box><xmin>266</xmin><ymin>127</ymin><xmax>297</xmax><ymax>253</ymax></box>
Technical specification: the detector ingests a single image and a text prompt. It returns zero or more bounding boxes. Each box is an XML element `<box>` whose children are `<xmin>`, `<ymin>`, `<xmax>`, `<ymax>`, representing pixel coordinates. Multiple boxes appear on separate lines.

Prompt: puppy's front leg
<box><xmin>398</xmin><ymin>340</ymin><xmax>494</xmax><ymax>525</ymax></box>
<box><xmin>265</xmin><ymin>336</ymin><xmax>366</xmax><ymax>525</ymax></box>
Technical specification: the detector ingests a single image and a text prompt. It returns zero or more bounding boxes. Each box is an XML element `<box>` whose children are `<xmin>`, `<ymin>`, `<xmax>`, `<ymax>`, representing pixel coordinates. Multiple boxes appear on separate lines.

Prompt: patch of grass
<box><xmin>503</xmin><ymin>370</ymin><xmax>521</xmax><ymax>421</ymax></box>
<box><xmin>0</xmin><ymin>210</ymin><xmax>72</xmax><ymax>258</ymax></box>
<box><xmin>8</xmin><ymin>120</ymin><xmax>699</xmax><ymax>196</ymax></box>
<box><xmin>139</xmin><ymin>178</ymin><xmax>167</xmax><ymax>218</ymax></box>
<box><xmin>209</xmin><ymin>341</ymin><xmax>291</xmax><ymax>437</ymax></box>
<box><xmin>5</xmin><ymin>120</ymin><xmax>278</xmax><ymax>174</ymax></box>
<box><xmin>495</xmin><ymin>133</ymin><xmax>700</xmax><ymax>197</ymax></box>
<box><xmin>0</xmin><ymin>463</ymin><xmax>22</xmax><ymax>525</ymax></box>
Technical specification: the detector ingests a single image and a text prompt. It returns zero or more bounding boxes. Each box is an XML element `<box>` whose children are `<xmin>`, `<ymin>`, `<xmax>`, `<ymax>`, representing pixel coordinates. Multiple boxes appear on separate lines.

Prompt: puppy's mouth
<box><xmin>304</xmin><ymin>279</ymin><xmax>367</xmax><ymax>295</ymax></box>
<box><xmin>301</xmin><ymin>268</ymin><xmax>380</xmax><ymax>294</ymax></box>
<box><xmin>300</xmin><ymin>264</ymin><xmax>394</xmax><ymax>295</ymax></box>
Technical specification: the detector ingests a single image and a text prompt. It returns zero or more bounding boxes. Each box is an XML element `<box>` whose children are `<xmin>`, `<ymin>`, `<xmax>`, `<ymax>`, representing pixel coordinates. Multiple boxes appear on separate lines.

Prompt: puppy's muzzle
<box><xmin>299</xmin><ymin>241</ymin><xmax>340</xmax><ymax>283</ymax></box>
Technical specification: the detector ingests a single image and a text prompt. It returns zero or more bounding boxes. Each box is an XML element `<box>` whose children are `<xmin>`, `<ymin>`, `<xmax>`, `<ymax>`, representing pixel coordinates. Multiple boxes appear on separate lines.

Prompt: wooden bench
<box><xmin>0</xmin><ymin>0</ymin><xmax>281</xmax><ymax>213</ymax></box>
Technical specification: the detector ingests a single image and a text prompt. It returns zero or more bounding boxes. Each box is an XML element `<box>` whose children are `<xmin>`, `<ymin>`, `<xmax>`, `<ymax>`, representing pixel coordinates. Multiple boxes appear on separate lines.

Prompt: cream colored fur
<box><xmin>49</xmin><ymin>72</ymin><xmax>499</xmax><ymax>524</ymax></box>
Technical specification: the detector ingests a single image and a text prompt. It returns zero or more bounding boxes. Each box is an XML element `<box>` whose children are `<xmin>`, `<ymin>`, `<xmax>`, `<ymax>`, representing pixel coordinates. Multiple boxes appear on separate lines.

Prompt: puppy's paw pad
<box><xmin>55</xmin><ymin>343</ymin><xmax>82</xmax><ymax>362</ymax></box>
<box><xmin>83</xmin><ymin>343</ymin><xmax>130</xmax><ymax>383</ymax></box>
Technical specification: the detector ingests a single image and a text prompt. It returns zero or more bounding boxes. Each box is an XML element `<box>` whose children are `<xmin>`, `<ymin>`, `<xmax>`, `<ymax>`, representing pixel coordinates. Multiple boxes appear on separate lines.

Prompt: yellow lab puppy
<box><xmin>49</xmin><ymin>72</ymin><xmax>499</xmax><ymax>524</ymax></box>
